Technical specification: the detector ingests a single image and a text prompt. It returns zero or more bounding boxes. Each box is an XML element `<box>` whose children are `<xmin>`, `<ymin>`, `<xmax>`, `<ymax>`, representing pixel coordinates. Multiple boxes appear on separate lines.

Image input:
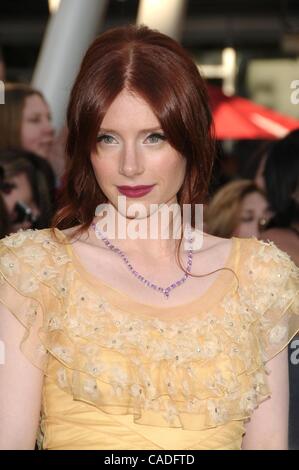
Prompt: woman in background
<box><xmin>204</xmin><ymin>179</ymin><xmax>272</xmax><ymax>239</ymax></box>
<box><xmin>0</xmin><ymin>83</ymin><xmax>66</xmax><ymax>184</ymax></box>
<box><xmin>0</xmin><ymin>149</ymin><xmax>56</xmax><ymax>232</ymax></box>
<box><xmin>0</xmin><ymin>83</ymin><xmax>54</xmax><ymax>160</ymax></box>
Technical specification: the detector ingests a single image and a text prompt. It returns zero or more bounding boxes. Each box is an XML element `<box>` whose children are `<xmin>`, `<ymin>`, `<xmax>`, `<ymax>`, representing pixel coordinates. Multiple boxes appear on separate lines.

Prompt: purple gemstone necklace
<box><xmin>91</xmin><ymin>222</ymin><xmax>193</xmax><ymax>299</ymax></box>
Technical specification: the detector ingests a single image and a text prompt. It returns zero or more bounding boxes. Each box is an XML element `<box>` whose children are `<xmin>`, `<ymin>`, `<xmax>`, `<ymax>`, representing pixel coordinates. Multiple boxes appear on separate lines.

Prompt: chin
<box><xmin>38</xmin><ymin>150</ymin><xmax>49</xmax><ymax>159</ymax></box>
<box><xmin>38</xmin><ymin>145</ymin><xmax>53</xmax><ymax>159</ymax></box>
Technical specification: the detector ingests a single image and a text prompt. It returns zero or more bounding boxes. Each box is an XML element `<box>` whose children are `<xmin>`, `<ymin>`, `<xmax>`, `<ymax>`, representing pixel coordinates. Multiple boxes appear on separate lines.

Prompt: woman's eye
<box><xmin>145</xmin><ymin>133</ymin><xmax>166</xmax><ymax>144</ymax></box>
<box><xmin>28</xmin><ymin>117</ymin><xmax>41</xmax><ymax>124</ymax></box>
<box><xmin>97</xmin><ymin>134</ymin><xmax>117</xmax><ymax>144</ymax></box>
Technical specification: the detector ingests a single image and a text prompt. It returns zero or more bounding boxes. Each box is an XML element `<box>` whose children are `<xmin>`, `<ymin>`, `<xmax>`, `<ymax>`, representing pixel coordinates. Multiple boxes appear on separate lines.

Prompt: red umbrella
<box><xmin>207</xmin><ymin>85</ymin><xmax>299</xmax><ymax>139</ymax></box>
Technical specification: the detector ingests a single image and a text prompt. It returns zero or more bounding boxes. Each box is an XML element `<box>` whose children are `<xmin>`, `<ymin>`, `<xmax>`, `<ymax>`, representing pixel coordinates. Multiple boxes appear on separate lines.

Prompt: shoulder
<box><xmin>234</xmin><ymin>236</ymin><xmax>298</xmax><ymax>328</ymax></box>
<box><xmin>245</xmin><ymin>235</ymin><xmax>296</xmax><ymax>268</ymax></box>
<box><xmin>260</xmin><ymin>227</ymin><xmax>299</xmax><ymax>265</ymax></box>
<box><xmin>194</xmin><ymin>231</ymin><xmax>297</xmax><ymax>274</ymax></box>
<box><xmin>1</xmin><ymin>227</ymin><xmax>57</xmax><ymax>249</ymax></box>
<box><xmin>0</xmin><ymin>228</ymin><xmax>71</xmax><ymax>275</ymax></box>
<box><xmin>235</xmin><ymin>235</ymin><xmax>298</xmax><ymax>285</ymax></box>
<box><xmin>0</xmin><ymin>228</ymin><xmax>75</xmax><ymax>316</ymax></box>
<box><xmin>219</xmin><ymin>235</ymin><xmax>298</xmax><ymax>319</ymax></box>
<box><xmin>1</xmin><ymin>227</ymin><xmax>67</xmax><ymax>251</ymax></box>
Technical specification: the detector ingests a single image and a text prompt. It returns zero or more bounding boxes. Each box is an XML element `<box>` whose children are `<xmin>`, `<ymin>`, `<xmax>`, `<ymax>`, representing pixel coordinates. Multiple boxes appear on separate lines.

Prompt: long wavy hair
<box><xmin>52</xmin><ymin>24</ymin><xmax>237</xmax><ymax>284</ymax></box>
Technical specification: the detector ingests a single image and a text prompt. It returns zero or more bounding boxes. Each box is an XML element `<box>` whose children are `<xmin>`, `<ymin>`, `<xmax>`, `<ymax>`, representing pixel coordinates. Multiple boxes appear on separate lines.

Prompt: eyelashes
<box><xmin>96</xmin><ymin>134</ymin><xmax>116</xmax><ymax>144</ymax></box>
<box><xmin>146</xmin><ymin>132</ymin><xmax>166</xmax><ymax>143</ymax></box>
<box><xmin>96</xmin><ymin>132</ymin><xmax>166</xmax><ymax>144</ymax></box>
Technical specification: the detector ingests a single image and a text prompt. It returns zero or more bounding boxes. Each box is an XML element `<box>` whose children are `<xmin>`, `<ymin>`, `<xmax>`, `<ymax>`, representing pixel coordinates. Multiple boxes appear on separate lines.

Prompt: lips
<box><xmin>117</xmin><ymin>185</ymin><xmax>155</xmax><ymax>198</ymax></box>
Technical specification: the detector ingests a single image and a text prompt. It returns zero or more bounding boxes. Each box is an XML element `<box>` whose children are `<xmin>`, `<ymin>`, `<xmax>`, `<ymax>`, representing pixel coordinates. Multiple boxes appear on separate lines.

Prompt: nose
<box><xmin>42</xmin><ymin>117</ymin><xmax>55</xmax><ymax>137</ymax></box>
<box><xmin>119</xmin><ymin>144</ymin><xmax>144</xmax><ymax>177</ymax></box>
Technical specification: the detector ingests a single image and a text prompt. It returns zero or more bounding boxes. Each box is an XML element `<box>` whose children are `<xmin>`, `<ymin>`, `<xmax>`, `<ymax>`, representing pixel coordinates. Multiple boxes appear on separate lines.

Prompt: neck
<box><xmin>92</xmin><ymin>201</ymin><xmax>189</xmax><ymax>259</ymax></box>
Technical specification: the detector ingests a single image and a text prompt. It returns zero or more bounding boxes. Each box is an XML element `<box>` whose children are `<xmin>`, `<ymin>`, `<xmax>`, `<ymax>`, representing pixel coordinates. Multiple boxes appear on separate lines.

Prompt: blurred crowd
<box><xmin>0</xmin><ymin>82</ymin><xmax>67</xmax><ymax>237</ymax></box>
<box><xmin>204</xmin><ymin>130</ymin><xmax>299</xmax><ymax>265</ymax></box>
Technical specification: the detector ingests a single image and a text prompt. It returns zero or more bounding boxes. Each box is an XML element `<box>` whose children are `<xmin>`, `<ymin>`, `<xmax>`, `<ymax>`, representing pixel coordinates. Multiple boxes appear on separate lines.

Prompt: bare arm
<box><xmin>242</xmin><ymin>347</ymin><xmax>289</xmax><ymax>450</ymax></box>
<box><xmin>0</xmin><ymin>303</ymin><xmax>44</xmax><ymax>450</ymax></box>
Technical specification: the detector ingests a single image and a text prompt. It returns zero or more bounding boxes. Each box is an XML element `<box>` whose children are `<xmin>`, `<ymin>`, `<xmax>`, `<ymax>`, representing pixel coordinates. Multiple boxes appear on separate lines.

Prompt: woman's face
<box><xmin>21</xmin><ymin>94</ymin><xmax>54</xmax><ymax>159</ymax></box>
<box><xmin>233</xmin><ymin>191</ymin><xmax>272</xmax><ymax>238</ymax></box>
<box><xmin>91</xmin><ymin>89</ymin><xmax>186</xmax><ymax>219</ymax></box>
<box><xmin>2</xmin><ymin>172</ymin><xmax>39</xmax><ymax>232</ymax></box>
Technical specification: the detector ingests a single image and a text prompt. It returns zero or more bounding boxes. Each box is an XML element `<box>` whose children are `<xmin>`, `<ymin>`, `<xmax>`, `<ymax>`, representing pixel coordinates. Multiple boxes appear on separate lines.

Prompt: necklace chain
<box><xmin>91</xmin><ymin>222</ymin><xmax>193</xmax><ymax>299</ymax></box>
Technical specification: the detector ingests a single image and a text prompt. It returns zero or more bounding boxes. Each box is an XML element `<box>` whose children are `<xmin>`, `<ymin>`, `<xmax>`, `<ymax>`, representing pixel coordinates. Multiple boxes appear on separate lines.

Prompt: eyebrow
<box><xmin>26</xmin><ymin>112</ymin><xmax>51</xmax><ymax>118</ymax></box>
<box><xmin>98</xmin><ymin>127</ymin><xmax>163</xmax><ymax>134</ymax></box>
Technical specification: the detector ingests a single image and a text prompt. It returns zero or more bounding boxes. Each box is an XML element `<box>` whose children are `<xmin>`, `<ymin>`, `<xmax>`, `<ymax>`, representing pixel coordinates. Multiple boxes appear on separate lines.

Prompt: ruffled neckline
<box><xmin>53</xmin><ymin>228</ymin><xmax>240</xmax><ymax>319</ymax></box>
<box><xmin>1</xmin><ymin>228</ymin><xmax>297</xmax><ymax>435</ymax></box>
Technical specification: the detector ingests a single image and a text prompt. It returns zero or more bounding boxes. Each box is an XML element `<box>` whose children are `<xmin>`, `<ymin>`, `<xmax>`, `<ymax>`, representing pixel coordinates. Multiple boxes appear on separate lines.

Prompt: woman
<box><xmin>0</xmin><ymin>25</ymin><xmax>298</xmax><ymax>450</ymax></box>
<box><xmin>0</xmin><ymin>83</ymin><xmax>54</xmax><ymax>160</ymax></box>
<box><xmin>0</xmin><ymin>83</ymin><xmax>66</xmax><ymax>186</ymax></box>
<box><xmin>0</xmin><ymin>149</ymin><xmax>56</xmax><ymax>232</ymax></box>
<box><xmin>204</xmin><ymin>179</ymin><xmax>273</xmax><ymax>239</ymax></box>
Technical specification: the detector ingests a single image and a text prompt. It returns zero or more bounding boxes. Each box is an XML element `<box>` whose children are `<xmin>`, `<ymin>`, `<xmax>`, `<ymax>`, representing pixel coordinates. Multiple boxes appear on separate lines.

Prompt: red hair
<box><xmin>52</xmin><ymin>24</ymin><xmax>216</xmax><ymax>237</ymax></box>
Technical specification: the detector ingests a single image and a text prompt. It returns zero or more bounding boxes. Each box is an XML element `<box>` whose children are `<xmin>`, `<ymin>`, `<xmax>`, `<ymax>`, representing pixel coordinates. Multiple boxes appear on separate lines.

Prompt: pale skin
<box><xmin>0</xmin><ymin>89</ymin><xmax>289</xmax><ymax>449</ymax></box>
<box><xmin>21</xmin><ymin>94</ymin><xmax>54</xmax><ymax>159</ymax></box>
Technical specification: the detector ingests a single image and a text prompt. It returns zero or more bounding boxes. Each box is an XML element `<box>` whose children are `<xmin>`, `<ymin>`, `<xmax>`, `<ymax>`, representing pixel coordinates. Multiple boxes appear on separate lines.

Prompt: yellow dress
<box><xmin>0</xmin><ymin>228</ymin><xmax>298</xmax><ymax>450</ymax></box>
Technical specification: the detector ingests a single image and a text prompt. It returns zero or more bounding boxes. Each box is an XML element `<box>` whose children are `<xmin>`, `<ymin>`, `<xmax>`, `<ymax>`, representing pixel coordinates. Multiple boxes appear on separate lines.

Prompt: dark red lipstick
<box><xmin>117</xmin><ymin>185</ymin><xmax>155</xmax><ymax>198</ymax></box>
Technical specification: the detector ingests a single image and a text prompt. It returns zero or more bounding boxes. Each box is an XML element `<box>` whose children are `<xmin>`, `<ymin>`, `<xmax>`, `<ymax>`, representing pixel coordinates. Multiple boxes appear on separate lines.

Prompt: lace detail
<box><xmin>0</xmin><ymin>229</ymin><xmax>298</xmax><ymax>434</ymax></box>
